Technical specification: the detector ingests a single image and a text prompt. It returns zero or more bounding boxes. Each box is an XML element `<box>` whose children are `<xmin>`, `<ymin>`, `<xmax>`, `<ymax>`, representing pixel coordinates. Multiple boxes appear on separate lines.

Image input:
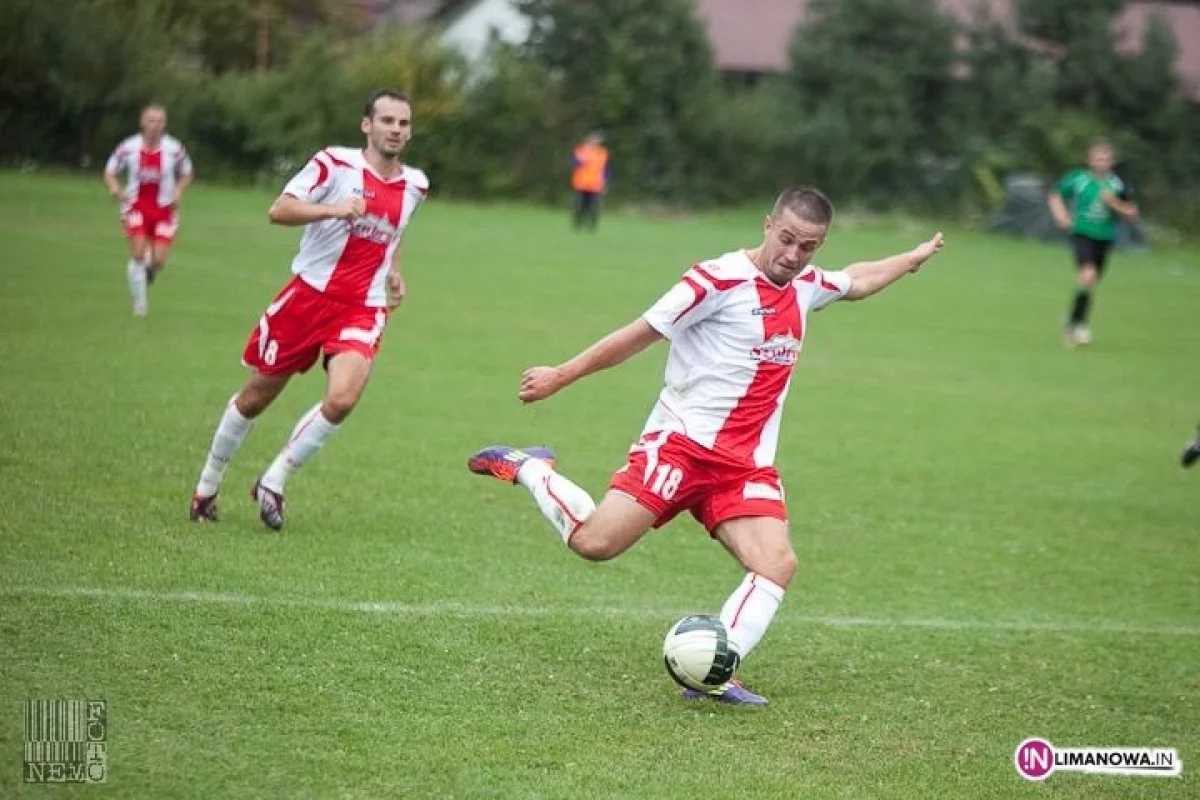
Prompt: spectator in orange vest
<box><xmin>571</xmin><ymin>131</ymin><xmax>609</xmax><ymax>231</ymax></box>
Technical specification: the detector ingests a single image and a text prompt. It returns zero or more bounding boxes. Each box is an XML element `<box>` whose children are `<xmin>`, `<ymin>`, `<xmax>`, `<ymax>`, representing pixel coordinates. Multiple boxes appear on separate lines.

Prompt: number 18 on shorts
<box><xmin>609</xmin><ymin>431</ymin><xmax>788</xmax><ymax>532</ymax></box>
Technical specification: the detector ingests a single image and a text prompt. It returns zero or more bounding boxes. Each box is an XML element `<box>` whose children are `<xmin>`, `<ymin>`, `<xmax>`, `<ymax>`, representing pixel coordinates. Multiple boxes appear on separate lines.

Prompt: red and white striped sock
<box><xmin>261</xmin><ymin>404</ymin><xmax>339</xmax><ymax>493</ymax></box>
<box><xmin>127</xmin><ymin>258</ymin><xmax>148</xmax><ymax>313</ymax></box>
<box><xmin>195</xmin><ymin>396</ymin><xmax>255</xmax><ymax>497</ymax></box>
<box><xmin>515</xmin><ymin>458</ymin><xmax>596</xmax><ymax>543</ymax></box>
<box><xmin>720</xmin><ymin>572</ymin><xmax>786</xmax><ymax>658</ymax></box>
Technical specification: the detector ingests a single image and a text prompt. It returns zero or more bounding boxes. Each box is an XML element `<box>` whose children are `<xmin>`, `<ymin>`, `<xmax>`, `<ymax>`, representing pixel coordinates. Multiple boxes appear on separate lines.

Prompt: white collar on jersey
<box><xmin>359</xmin><ymin>149</ymin><xmax>407</xmax><ymax>183</ymax></box>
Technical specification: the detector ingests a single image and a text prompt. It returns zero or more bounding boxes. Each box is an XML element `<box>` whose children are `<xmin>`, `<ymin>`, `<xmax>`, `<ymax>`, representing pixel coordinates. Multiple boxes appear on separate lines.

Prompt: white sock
<box><xmin>515</xmin><ymin>458</ymin><xmax>596</xmax><ymax>543</ymax></box>
<box><xmin>719</xmin><ymin>573</ymin><xmax>786</xmax><ymax>658</ymax></box>
<box><xmin>260</xmin><ymin>404</ymin><xmax>340</xmax><ymax>493</ymax></box>
<box><xmin>195</xmin><ymin>397</ymin><xmax>255</xmax><ymax>497</ymax></box>
<box><xmin>127</xmin><ymin>258</ymin><xmax>148</xmax><ymax>313</ymax></box>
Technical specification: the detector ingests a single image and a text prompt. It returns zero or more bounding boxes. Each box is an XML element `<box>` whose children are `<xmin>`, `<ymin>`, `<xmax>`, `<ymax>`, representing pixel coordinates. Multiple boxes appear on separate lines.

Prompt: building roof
<box><xmin>1114</xmin><ymin>1</ymin><xmax>1200</xmax><ymax>100</ymax></box>
<box><xmin>694</xmin><ymin>0</ymin><xmax>1200</xmax><ymax>99</ymax></box>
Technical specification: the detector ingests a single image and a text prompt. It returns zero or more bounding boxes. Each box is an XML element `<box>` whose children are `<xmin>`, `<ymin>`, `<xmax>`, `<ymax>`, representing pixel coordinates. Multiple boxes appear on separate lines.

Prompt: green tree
<box><xmin>0</xmin><ymin>0</ymin><xmax>181</xmax><ymax>163</ymax></box>
<box><xmin>1015</xmin><ymin>0</ymin><xmax>1123</xmax><ymax>112</ymax></box>
<box><xmin>101</xmin><ymin>0</ymin><xmax>354</xmax><ymax>74</ymax></box>
<box><xmin>434</xmin><ymin>44</ymin><xmax>570</xmax><ymax>200</ymax></box>
<box><xmin>784</xmin><ymin>0</ymin><xmax>959</xmax><ymax>207</ymax></box>
<box><xmin>518</xmin><ymin>0</ymin><xmax>719</xmax><ymax>201</ymax></box>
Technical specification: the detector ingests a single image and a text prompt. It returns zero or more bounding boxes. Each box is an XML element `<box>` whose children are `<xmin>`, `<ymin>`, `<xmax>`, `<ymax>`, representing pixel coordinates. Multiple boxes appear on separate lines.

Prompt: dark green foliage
<box><xmin>784</xmin><ymin>0</ymin><xmax>960</xmax><ymax>208</ymax></box>
<box><xmin>518</xmin><ymin>0</ymin><xmax>720</xmax><ymax>202</ymax></box>
<box><xmin>2</xmin><ymin>0</ymin><xmax>1198</xmax><ymax>228</ymax></box>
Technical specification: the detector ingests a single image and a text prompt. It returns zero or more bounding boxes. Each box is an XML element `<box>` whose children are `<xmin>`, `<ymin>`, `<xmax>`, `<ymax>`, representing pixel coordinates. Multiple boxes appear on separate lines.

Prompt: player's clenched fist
<box><xmin>519</xmin><ymin>366</ymin><xmax>567</xmax><ymax>403</ymax></box>
<box><xmin>330</xmin><ymin>197</ymin><xmax>366</xmax><ymax>220</ymax></box>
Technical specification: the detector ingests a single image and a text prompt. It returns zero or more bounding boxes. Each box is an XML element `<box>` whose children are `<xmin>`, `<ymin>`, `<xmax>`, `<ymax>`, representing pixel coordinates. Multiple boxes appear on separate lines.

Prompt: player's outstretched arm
<box><xmin>268</xmin><ymin>194</ymin><xmax>364</xmax><ymax>226</ymax></box>
<box><xmin>842</xmin><ymin>232</ymin><xmax>945</xmax><ymax>301</ymax></box>
<box><xmin>519</xmin><ymin>319</ymin><xmax>663</xmax><ymax>404</ymax></box>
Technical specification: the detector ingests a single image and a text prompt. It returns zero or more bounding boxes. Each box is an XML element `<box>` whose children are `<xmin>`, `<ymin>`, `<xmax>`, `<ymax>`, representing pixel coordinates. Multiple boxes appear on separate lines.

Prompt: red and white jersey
<box><xmin>104</xmin><ymin>134</ymin><xmax>192</xmax><ymax>208</ymax></box>
<box><xmin>641</xmin><ymin>250</ymin><xmax>851</xmax><ymax>467</ymax></box>
<box><xmin>282</xmin><ymin>147</ymin><xmax>429</xmax><ymax>307</ymax></box>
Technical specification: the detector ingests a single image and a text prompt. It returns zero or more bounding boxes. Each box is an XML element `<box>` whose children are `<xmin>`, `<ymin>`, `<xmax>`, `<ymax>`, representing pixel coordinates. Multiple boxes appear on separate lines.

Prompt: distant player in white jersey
<box><xmin>104</xmin><ymin>104</ymin><xmax>194</xmax><ymax>316</ymax></box>
<box><xmin>190</xmin><ymin>89</ymin><xmax>429</xmax><ymax>530</ymax></box>
<box><xmin>468</xmin><ymin>188</ymin><xmax>945</xmax><ymax>705</ymax></box>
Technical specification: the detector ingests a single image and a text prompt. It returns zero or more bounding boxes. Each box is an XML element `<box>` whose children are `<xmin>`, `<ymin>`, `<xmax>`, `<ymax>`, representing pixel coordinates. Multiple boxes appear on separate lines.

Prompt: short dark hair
<box><xmin>363</xmin><ymin>89</ymin><xmax>411</xmax><ymax>119</ymax></box>
<box><xmin>771</xmin><ymin>187</ymin><xmax>833</xmax><ymax>225</ymax></box>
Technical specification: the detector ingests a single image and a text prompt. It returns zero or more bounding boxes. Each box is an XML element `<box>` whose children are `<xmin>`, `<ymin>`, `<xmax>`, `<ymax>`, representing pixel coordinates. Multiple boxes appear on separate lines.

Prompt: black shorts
<box><xmin>1070</xmin><ymin>234</ymin><xmax>1113</xmax><ymax>272</ymax></box>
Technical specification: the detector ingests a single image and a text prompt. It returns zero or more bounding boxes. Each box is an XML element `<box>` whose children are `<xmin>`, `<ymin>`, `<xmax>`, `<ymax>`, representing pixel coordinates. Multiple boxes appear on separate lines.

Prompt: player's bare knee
<box><xmin>770</xmin><ymin>548</ymin><xmax>799</xmax><ymax>588</ymax></box>
<box><xmin>321</xmin><ymin>391</ymin><xmax>359</xmax><ymax>423</ymax></box>
<box><xmin>236</xmin><ymin>376</ymin><xmax>287</xmax><ymax>419</ymax></box>
<box><xmin>234</xmin><ymin>390</ymin><xmax>270</xmax><ymax>419</ymax></box>
<box><xmin>742</xmin><ymin>541</ymin><xmax>798</xmax><ymax>588</ymax></box>
<box><xmin>568</xmin><ymin>526</ymin><xmax>620</xmax><ymax>562</ymax></box>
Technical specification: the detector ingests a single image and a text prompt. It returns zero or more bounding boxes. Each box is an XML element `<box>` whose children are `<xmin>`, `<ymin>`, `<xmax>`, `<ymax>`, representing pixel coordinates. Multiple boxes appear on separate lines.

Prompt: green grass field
<box><xmin>1</xmin><ymin>171</ymin><xmax>1198</xmax><ymax>798</ymax></box>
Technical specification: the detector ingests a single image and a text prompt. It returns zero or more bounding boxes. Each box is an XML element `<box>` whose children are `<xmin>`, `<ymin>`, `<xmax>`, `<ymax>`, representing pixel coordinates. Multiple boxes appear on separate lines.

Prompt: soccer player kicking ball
<box><xmin>468</xmin><ymin>188</ymin><xmax>945</xmax><ymax>705</ymax></box>
<box><xmin>190</xmin><ymin>90</ymin><xmax>429</xmax><ymax>530</ymax></box>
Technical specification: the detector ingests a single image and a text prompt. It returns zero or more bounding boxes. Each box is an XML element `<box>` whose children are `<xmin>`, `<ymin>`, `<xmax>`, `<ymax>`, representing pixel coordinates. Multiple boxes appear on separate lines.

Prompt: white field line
<box><xmin>3</xmin><ymin>585</ymin><xmax>1198</xmax><ymax>637</ymax></box>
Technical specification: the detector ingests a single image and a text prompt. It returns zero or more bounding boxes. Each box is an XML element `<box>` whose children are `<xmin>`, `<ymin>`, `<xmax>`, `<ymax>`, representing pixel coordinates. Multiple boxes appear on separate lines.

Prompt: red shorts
<box><xmin>242</xmin><ymin>277</ymin><xmax>389</xmax><ymax>375</ymax></box>
<box><xmin>609</xmin><ymin>431</ymin><xmax>788</xmax><ymax>533</ymax></box>
<box><xmin>122</xmin><ymin>202</ymin><xmax>178</xmax><ymax>242</ymax></box>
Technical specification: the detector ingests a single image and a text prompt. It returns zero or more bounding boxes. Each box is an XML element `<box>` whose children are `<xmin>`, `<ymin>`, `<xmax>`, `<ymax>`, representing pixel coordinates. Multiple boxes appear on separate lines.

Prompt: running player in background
<box><xmin>190</xmin><ymin>89</ymin><xmax>429</xmax><ymax>530</ymax></box>
<box><xmin>104</xmin><ymin>104</ymin><xmax>193</xmax><ymax>317</ymax></box>
<box><xmin>468</xmin><ymin>188</ymin><xmax>945</xmax><ymax>705</ymax></box>
<box><xmin>1047</xmin><ymin>140</ymin><xmax>1139</xmax><ymax>347</ymax></box>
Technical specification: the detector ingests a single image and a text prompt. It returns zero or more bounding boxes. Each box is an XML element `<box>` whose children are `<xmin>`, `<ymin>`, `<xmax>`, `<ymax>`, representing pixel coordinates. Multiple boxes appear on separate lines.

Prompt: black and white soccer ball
<box><xmin>662</xmin><ymin>614</ymin><xmax>741</xmax><ymax>691</ymax></box>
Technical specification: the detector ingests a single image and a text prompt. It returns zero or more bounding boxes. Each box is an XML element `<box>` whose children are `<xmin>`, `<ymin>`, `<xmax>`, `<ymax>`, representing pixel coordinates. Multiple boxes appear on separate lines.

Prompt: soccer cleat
<box><xmin>1182</xmin><ymin>427</ymin><xmax>1200</xmax><ymax>468</ymax></box>
<box><xmin>681</xmin><ymin>679</ymin><xmax>768</xmax><ymax>706</ymax></box>
<box><xmin>189</xmin><ymin>492</ymin><xmax>219</xmax><ymax>523</ymax></box>
<box><xmin>251</xmin><ymin>477</ymin><xmax>286</xmax><ymax>531</ymax></box>
<box><xmin>467</xmin><ymin>445</ymin><xmax>556</xmax><ymax>484</ymax></box>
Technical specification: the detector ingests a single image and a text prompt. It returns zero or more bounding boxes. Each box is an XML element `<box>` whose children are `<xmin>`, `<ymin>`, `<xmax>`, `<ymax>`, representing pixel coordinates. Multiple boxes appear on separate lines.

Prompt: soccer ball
<box><xmin>662</xmin><ymin>614</ymin><xmax>740</xmax><ymax>691</ymax></box>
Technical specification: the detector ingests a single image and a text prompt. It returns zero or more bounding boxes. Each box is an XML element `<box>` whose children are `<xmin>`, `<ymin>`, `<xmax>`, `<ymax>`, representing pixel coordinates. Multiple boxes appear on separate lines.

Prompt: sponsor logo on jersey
<box><xmin>751</xmin><ymin>306</ymin><xmax>777</xmax><ymax>316</ymax></box>
<box><xmin>750</xmin><ymin>333</ymin><xmax>800</xmax><ymax>366</ymax></box>
<box><xmin>348</xmin><ymin>213</ymin><xmax>398</xmax><ymax>245</ymax></box>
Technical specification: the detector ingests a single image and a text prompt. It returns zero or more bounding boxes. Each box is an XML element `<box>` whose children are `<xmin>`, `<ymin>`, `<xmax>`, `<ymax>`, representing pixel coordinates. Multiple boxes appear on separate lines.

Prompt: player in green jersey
<box><xmin>1047</xmin><ymin>141</ymin><xmax>1139</xmax><ymax>346</ymax></box>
